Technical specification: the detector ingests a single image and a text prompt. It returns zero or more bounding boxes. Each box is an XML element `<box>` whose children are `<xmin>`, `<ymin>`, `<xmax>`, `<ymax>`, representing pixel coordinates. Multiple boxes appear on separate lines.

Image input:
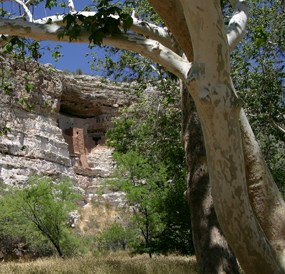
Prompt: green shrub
<box><xmin>0</xmin><ymin>175</ymin><xmax>80</xmax><ymax>258</ymax></box>
<box><xmin>96</xmin><ymin>223</ymin><xmax>137</xmax><ymax>252</ymax></box>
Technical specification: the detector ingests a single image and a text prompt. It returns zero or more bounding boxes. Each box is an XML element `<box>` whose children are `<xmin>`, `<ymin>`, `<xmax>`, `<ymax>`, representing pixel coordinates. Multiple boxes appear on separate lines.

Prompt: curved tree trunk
<box><xmin>181</xmin><ymin>0</ymin><xmax>285</xmax><ymax>272</ymax></box>
<box><xmin>146</xmin><ymin>2</ymin><xmax>238</xmax><ymax>271</ymax></box>
<box><xmin>187</xmin><ymin>79</ymin><xmax>282</xmax><ymax>273</ymax></box>
<box><xmin>240</xmin><ymin>110</ymin><xmax>285</xmax><ymax>268</ymax></box>
<box><xmin>182</xmin><ymin>85</ymin><xmax>239</xmax><ymax>274</ymax></box>
<box><xmin>148</xmin><ymin>0</ymin><xmax>285</xmax><ymax>271</ymax></box>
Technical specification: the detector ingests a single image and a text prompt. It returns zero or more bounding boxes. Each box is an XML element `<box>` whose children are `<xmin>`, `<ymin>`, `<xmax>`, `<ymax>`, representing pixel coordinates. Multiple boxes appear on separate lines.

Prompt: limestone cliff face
<box><xmin>0</xmin><ymin>56</ymin><xmax>128</xmax><ymax>195</ymax></box>
<box><xmin>0</xmin><ymin>56</ymin><xmax>72</xmax><ymax>186</ymax></box>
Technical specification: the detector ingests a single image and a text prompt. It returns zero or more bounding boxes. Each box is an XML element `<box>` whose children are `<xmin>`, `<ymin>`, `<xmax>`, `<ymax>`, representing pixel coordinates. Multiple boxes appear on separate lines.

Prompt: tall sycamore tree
<box><xmin>1</xmin><ymin>0</ymin><xmax>285</xmax><ymax>273</ymax></box>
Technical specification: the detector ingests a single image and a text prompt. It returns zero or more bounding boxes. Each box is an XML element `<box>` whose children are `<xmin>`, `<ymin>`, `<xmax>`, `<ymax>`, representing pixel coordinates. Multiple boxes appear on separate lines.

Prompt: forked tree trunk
<box><xmin>182</xmin><ymin>0</ymin><xmax>284</xmax><ymax>272</ymax></box>
<box><xmin>182</xmin><ymin>85</ymin><xmax>239</xmax><ymax>274</ymax></box>
<box><xmin>147</xmin><ymin>0</ymin><xmax>285</xmax><ymax>271</ymax></box>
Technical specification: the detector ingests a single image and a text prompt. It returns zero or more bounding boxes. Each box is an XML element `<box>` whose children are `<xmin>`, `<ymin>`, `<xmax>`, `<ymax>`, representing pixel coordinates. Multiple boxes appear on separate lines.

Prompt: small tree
<box><xmin>0</xmin><ymin>176</ymin><xmax>80</xmax><ymax>257</ymax></box>
<box><xmin>110</xmin><ymin>151</ymin><xmax>169</xmax><ymax>257</ymax></box>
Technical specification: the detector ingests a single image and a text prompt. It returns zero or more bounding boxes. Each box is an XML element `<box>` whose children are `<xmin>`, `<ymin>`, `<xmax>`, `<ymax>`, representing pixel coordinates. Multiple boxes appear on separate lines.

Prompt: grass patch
<box><xmin>0</xmin><ymin>253</ymin><xmax>197</xmax><ymax>274</ymax></box>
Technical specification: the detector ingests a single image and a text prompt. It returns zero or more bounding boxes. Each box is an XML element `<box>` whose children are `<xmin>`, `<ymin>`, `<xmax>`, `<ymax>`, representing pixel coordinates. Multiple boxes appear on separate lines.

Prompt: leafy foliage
<box><xmin>106</xmin><ymin>88</ymin><xmax>193</xmax><ymax>256</ymax></box>
<box><xmin>59</xmin><ymin>1</ymin><xmax>133</xmax><ymax>46</ymax></box>
<box><xmin>2</xmin><ymin>37</ymin><xmax>42</xmax><ymax>61</ymax></box>
<box><xmin>96</xmin><ymin>223</ymin><xmax>136</xmax><ymax>252</ymax></box>
<box><xmin>231</xmin><ymin>0</ymin><xmax>285</xmax><ymax>191</ymax></box>
<box><xmin>0</xmin><ymin>176</ymin><xmax>80</xmax><ymax>257</ymax></box>
<box><xmin>88</xmin><ymin>1</ymin><xmax>193</xmax><ymax>256</ymax></box>
<box><xmin>110</xmin><ymin>151</ymin><xmax>168</xmax><ymax>257</ymax></box>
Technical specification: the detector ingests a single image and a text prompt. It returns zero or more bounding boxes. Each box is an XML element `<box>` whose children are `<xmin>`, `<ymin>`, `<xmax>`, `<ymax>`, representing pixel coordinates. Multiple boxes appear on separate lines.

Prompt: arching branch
<box><xmin>0</xmin><ymin>18</ymin><xmax>190</xmax><ymax>79</ymax></box>
<box><xmin>7</xmin><ymin>0</ymin><xmax>33</xmax><ymax>22</ymax></box>
<box><xmin>34</xmin><ymin>12</ymin><xmax>177</xmax><ymax>53</ymax></box>
<box><xmin>227</xmin><ymin>0</ymin><xmax>248</xmax><ymax>51</ymax></box>
<box><xmin>272</xmin><ymin>120</ymin><xmax>285</xmax><ymax>135</ymax></box>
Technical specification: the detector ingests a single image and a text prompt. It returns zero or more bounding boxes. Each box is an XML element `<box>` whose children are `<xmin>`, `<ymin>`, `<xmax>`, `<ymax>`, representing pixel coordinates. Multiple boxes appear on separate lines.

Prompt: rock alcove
<box><xmin>57</xmin><ymin>74</ymin><xmax>130</xmax><ymax>197</ymax></box>
<box><xmin>0</xmin><ymin>56</ymin><xmax>128</xmax><ymax>201</ymax></box>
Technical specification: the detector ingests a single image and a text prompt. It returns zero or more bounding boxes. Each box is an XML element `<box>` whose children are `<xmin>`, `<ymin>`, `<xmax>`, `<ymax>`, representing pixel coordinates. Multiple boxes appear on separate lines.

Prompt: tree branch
<box><xmin>13</xmin><ymin>0</ymin><xmax>33</xmax><ymax>22</ymax></box>
<box><xmin>148</xmin><ymin>0</ymin><xmax>193</xmax><ymax>61</ymax></box>
<box><xmin>227</xmin><ymin>1</ymin><xmax>248</xmax><ymax>51</ymax></box>
<box><xmin>131</xmin><ymin>17</ymin><xmax>178</xmax><ymax>53</ymax></box>
<box><xmin>25</xmin><ymin>0</ymin><xmax>38</xmax><ymax>7</ymax></box>
<box><xmin>33</xmin><ymin>12</ymin><xmax>177</xmax><ymax>53</ymax></box>
<box><xmin>272</xmin><ymin>120</ymin><xmax>285</xmax><ymax>135</ymax></box>
<box><xmin>68</xmin><ymin>0</ymin><xmax>75</xmax><ymax>13</ymax></box>
<box><xmin>0</xmin><ymin>18</ymin><xmax>190</xmax><ymax>79</ymax></box>
<box><xmin>104</xmin><ymin>34</ymin><xmax>190</xmax><ymax>80</ymax></box>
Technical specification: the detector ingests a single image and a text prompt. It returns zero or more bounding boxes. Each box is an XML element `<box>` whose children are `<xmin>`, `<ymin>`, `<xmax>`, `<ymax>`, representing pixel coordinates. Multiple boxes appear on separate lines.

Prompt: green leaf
<box><xmin>45</xmin><ymin>0</ymin><xmax>57</xmax><ymax>9</ymax></box>
<box><xmin>25</xmin><ymin>83</ymin><xmax>34</xmax><ymax>93</ymax></box>
<box><xmin>0</xmin><ymin>127</ymin><xmax>11</xmax><ymax>136</ymax></box>
<box><xmin>120</xmin><ymin>13</ymin><xmax>133</xmax><ymax>31</ymax></box>
<box><xmin>63</xmin><ymin>14</ymin><xmax>76</xmax><ymax>29</ymax></box>
<box><xmin>89</xmin><ymin>30</ymin><xmax>105</xmax><ymax>46</ymax></box>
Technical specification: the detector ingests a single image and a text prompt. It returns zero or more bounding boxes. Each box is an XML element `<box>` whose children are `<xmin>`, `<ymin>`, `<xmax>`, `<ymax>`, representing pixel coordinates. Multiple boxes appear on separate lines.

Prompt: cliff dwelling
<box><xmin>0</xmin><ymin>56</ymin><xmax>129</xmax><ymax>192</ymax></box>
<box><xmin>59</xmin><ymin>114</ymin><xmax>111</xmax><ymax>174</ymax></box>
<box><xmin>57</xmin><ymin>74</ymin><xmax>128</xmax><ymax>177</ymax></box>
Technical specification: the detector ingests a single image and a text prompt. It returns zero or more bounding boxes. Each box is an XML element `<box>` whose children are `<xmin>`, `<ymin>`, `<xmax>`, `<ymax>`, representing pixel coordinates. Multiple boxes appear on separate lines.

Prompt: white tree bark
<box><xmin>67</xmin><ymin>0</ymin><xmax>75</xmax><ymax>12</ymax></box>
<box><xmin>34</xmin><ymin>12</ymin><xmax>178</xmax><ymax>52</ymax></box>
<box><xmin>228</xmin><ymin>1</ymin><xmax>285</xmax><ymax>268</ymax></box>
<box><xmin>227</xmin><ymin>0</ymin><xmax>248</xmax><ymax>51</ymax></box>
<box><xmin>147</xmin><ymin>0</ymin><xmax>193</xmax><ymax>61</ymax></box>
<box><xmin>179</xmin><ymin>0</ymin><xmax>284</xmax><ymax>272</ymax></box>
<box><xmin>13</xmin><ymin>0</ymin><xmax>33</xmax><ymax>22</ymax></box>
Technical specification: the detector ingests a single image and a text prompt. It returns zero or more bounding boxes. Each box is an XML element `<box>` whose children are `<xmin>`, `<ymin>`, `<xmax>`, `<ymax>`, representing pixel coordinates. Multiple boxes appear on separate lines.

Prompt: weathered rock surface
<box><xmin>0</xmin><ymin>56</ymin><xmax>73</xmax><ymax>186</ymax></box>
<box><xmin>60</xmin><ymin>74</ymin><xmax>129</xmax><ymax>118</ymax></box>
<box><xmin>0</xmin><ymin>55</ymin><xmax>128</xmax><ymax>194</ymax></box>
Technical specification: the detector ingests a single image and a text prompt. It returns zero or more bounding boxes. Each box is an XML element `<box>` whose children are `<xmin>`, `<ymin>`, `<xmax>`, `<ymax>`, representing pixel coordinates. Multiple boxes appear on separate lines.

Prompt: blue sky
<box><xmin>36</xmin><ymin>1</ymin><xmax>105</xmax><ymax>75</ymax></box>
<box><xmin>1</xmin><ymin>0</ymin><xmax>102</xmax><ymax>75</ymax></box>
<box><xmin>2</xmin><ymin>1</ymin><xmax>122</xmax><ymax>76</ymax></box>
<box><xmin>39</xmin><ymin>41</ymin><xmax>104</xmax><ymax>75</ymax></box>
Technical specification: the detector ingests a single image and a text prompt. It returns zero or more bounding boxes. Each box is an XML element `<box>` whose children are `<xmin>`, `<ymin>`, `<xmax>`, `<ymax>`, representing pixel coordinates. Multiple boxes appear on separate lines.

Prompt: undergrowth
<box><xmin>0</xmin><ymin>253</ymin><xmax>197</xmax><ymax>274</ymax></box>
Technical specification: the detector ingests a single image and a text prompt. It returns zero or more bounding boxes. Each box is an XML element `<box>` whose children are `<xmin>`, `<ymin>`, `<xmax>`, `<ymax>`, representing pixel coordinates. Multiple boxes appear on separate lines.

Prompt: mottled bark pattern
<box><xmin>240</xmin><ymin>111</ymin><xmax>285</xmax><ymax>268</ymax></box>
<box><xmin>182</xmin><ymin>85</ymin><xmax>239</xmax><ymax>274</ymax></box>
<box><xmin>182</xmin><ymin>0</ymin><xmax>285</xmax><ymax>272</ymax></box>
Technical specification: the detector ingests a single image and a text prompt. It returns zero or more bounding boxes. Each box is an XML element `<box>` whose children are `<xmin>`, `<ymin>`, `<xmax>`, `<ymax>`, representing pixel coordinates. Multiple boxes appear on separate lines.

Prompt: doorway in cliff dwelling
<box><xmin>93</xmin><ymin>136</ymin><xmax>101</xmax><ymax>146</ymax></box>
<box><xmin>87</xmin><ymin>131</ymin><xmax>106</xmax><ymax>148</ymax></box>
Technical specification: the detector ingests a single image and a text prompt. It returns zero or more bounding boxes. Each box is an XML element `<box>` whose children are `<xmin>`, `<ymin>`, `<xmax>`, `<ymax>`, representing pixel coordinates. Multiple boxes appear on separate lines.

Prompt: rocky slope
<box><xmin>0</xmin><ymin>55</ymin><xmax>128</xmax><ymax>202</ymax></box>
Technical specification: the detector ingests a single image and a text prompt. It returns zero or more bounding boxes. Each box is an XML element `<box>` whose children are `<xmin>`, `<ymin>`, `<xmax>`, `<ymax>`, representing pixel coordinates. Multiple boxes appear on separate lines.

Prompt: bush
<box><xmin>0</xmin><ymin>175</ymin><xmax>80</xmax><ymax>258</ymax></box>
<box><xmin>96</xmin><ymin>223</ymin><xmax>137</xmax><ymax>252</ymax></box>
